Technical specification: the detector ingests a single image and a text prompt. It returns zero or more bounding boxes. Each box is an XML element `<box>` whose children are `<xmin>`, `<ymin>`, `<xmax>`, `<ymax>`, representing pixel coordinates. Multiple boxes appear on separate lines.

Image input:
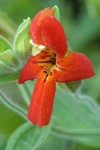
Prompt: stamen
<box><xmin>29</xmin><ymin>39</ymin><xmax>34</xmax><ymax>46</ymax></box>
<box><xmin>39</xmin><ymin>45</ymin><xmax>46</xmax><ymax>50</ymax></box>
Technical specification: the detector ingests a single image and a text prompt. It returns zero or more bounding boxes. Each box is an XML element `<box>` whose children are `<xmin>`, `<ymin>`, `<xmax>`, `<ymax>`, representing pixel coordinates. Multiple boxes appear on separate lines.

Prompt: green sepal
<box><xmin>0</xmin><ymin>50</ymin><xmax>19</xmax><ymax>68</ymax></box>
<box><xmin>0</xmin><ymin>36</ymin><xmax>20</xmax><ymax>83</ymax></box>
<box><xmin>0</xmin><ymin>36</ymin><xmax>12</xmax><ymax>53</ymax></box>
<box><xmin>14</xmin><ymin>17</ymin><xmax>32</xmax><ymax>59</ymax></box>
<box><xmin>0</xmin><ymin>49</ymin><xmax>20</xmax><ymax>83</ymax></box>
<box><xmin>65</xmin><ymin>80</ymin><xmax>82</xmax><ymax>92</ymax></box>
<box><xmin>52</xmin><ymin>5</ymin><xmax>60</xmax><ymax>20</ymax></box>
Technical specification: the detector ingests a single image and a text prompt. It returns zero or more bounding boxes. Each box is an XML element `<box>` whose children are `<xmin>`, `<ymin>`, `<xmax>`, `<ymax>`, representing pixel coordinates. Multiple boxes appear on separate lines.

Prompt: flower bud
<box><xmin>14</xmin><ymin>17</ymin><xmax>32</xmax><ymax>59</ymax></box>
<box><xmin>0</xmin><ymin>36</ymin><xmax>19</xmax><ymax>83</ymax></box>
<box><xmin>0</xmin><ymin>36</ymin><xmax>11</xmax><ymax>52</ymax></box>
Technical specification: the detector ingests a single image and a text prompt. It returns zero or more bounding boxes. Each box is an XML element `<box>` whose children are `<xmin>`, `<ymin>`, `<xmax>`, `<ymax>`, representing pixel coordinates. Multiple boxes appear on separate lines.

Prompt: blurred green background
<box><xmin>0</xmin><ymin>0</ymin><xmax>100</xmax><ymax>150</ymax></box>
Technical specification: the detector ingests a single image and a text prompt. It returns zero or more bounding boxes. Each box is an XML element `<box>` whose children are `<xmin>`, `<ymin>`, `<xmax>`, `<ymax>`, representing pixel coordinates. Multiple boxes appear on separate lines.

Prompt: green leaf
<box><xmin>39</xmin><ymin>134</ymin><xmax>73</xmax><ymax>150</ymax></box>
<box><xmin>0</xmin><ymin>102</ymin><xmax>25</xmax><ymax>150</ymax></box>
<box><xmin>0</xmin><ymin>36</ymin><xmax>12</xmax><ymax>52</ymax></box>
<box><xmin>14</xmin><ymin>17</ymin><xmax>32</xmax><ymax>59</ymax></box>
<box><xmin>0</xmin><ymin>50</ymin><xmax>19</xmax><ymax>68</ymax></box>
<box><xmin>52</xmin><ymin>5</ymin><xmax>60</xmax><ymax>20</ymax></box>
<box><xmin>5</xmin><ymin>122</ymin><xmax>51</xmax><ymax>150</ymax></box>
<box><xmin>74</xmin><ymin>143</ymin><xmax>99</xmax><ymax>150</ymax></box>
<box><xmin>82</xmin><ymin>66</ymin><xmax>100</xmax><ymax>101</ymax></box>
<box><xmin>0</xmin><ymin>36</ymin><xmax>20</xmax><ymax>83</ymax></box>
<box><xmin>52</xmin><ymin>86</ymin><xmax>100</xmax><ymax>147</ymax></box>
<box><xmin>0</xmin><ymin>49</ymin><xmax>20</xmax><ymax>83</ymax></box>
<box><xmin>78</xmin><ymin>137</ymin><xmax>100</xmax><ymax>148</ymax></box>
<box><xmin>0</xmin><ymin>92</ymin><xmax>27</xmax><ymax>121</ymax></box>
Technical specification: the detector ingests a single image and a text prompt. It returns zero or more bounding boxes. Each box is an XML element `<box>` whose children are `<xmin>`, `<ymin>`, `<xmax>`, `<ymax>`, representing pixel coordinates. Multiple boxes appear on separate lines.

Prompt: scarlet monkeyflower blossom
<box><xmin>18</xmin><ymin>7</ymin><xmax>95</xmax><ymax>127</ymax></box>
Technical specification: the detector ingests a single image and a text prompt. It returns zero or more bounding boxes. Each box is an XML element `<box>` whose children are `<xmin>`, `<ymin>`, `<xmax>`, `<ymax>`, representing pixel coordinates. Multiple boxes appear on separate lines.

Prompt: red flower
<box><xmin>18</xmin><ymin>7</ymin><xmax>95</xmax><ymax>127</ymax></box>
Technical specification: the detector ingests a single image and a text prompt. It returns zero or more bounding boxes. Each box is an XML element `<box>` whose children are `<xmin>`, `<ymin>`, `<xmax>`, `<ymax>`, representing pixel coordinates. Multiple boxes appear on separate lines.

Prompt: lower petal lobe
<box><xmin>54</xmin><ymin>52</ymin><xmax>95</xmax><ymax>82</ymax></box>
<box><xmin>18</xmin><ymin>56</ymin><xmax>42</xmax><ymax>84</ymax></box>
<box><xmin>28</xmin><ymin>71</ymin><xmax>56</xmax><ymax>127</ymax></box>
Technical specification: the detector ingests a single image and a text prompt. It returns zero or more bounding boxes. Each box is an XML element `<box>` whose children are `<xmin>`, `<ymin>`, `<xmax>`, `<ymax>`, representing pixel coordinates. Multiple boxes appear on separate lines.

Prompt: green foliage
<box><xmin>5</xmin><ymin>122</ymin><xmax>51</xmax><ymax>150</ymax></box>
<box><xmin>0</xmin><ymin>92</ymin><xmax>27</xmax><ymax>120</ymax></box>
<box><xmin>53</xmin><ymin>87</ymin><xmax>100</xmax><ymax>147</ymax></box>
<box><xmin>0</xmin><ymin>103</ymin><xmax>24</xmax><ymax>150</ymax></box>
<box><xmin>39</xmin><ymin>134</ymin><xmax>69</xmax><ymax>150</ymax></box>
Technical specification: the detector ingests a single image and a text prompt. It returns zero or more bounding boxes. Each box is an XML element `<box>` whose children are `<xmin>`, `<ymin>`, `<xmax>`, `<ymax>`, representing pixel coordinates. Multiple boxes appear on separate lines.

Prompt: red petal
<box><xmin>40</xmin><ymin>16</ymin><xmax>68</xmax><ymax>57</ymax></box>
<box><xmin>30</xmin><ymin>8</ymin><xmax>68</xmax><ymax>57</ymax></box>
<box><xmin>54</xmin><ymin>52</ymin><xmax>95</xmax><ymax>82</ymax></box>
<box><xmin>30</xmin><ymin>7</ymin><xmax>54</xmax><ymax>44</ymax></box>
<box><xmin>18</xmin><ymin>56</ymin><xmax>42</xmax><ymax>84</ymax></box>
<box><xmin>28</xmin><ymin>71</ymin><xmax>56</xmax><ymax>127</ymax></box>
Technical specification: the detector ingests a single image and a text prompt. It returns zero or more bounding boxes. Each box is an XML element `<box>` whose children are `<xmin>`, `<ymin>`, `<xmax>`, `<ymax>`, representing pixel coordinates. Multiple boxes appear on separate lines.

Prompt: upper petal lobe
<box><xmin>30</xmin><ymin>8</ymin><xmax>68</xmax><ymax>57</ymax></box>
<box><xmin>40</xmin><ymin>16</ymin><xmax>68</xmax><ymax>57</ymax></box>
<box><xmin>30</xmin><ymin>7</ymin><xmax>54</xmax><ymax>44</ymax></box>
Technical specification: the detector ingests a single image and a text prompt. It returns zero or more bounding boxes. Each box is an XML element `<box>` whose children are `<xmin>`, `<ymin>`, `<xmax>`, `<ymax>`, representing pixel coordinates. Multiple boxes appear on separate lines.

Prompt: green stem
<box><xmin>17</xmin><ymin>82</ymin><xmax>31</xmax><ymax>106</ymax></box>
<box><xmin>23</xmin><ymin>82</ymin><xmax>32</xmax><ymax>98</ymax></box>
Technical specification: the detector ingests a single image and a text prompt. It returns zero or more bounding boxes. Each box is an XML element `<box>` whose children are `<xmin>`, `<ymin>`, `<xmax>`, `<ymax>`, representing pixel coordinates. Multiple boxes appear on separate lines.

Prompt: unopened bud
<box><xmin>14</xmin><ymin>17</ymin><xmax>32</xmax><ymax>59</ymax></box>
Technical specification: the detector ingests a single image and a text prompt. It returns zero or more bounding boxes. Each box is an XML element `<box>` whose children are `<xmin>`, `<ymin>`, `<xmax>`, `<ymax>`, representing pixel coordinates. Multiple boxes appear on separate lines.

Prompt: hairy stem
<box><xmin>17</xmin><ymin>82</ymin><xmax>31</xmax><ymax>106</ymax></box>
